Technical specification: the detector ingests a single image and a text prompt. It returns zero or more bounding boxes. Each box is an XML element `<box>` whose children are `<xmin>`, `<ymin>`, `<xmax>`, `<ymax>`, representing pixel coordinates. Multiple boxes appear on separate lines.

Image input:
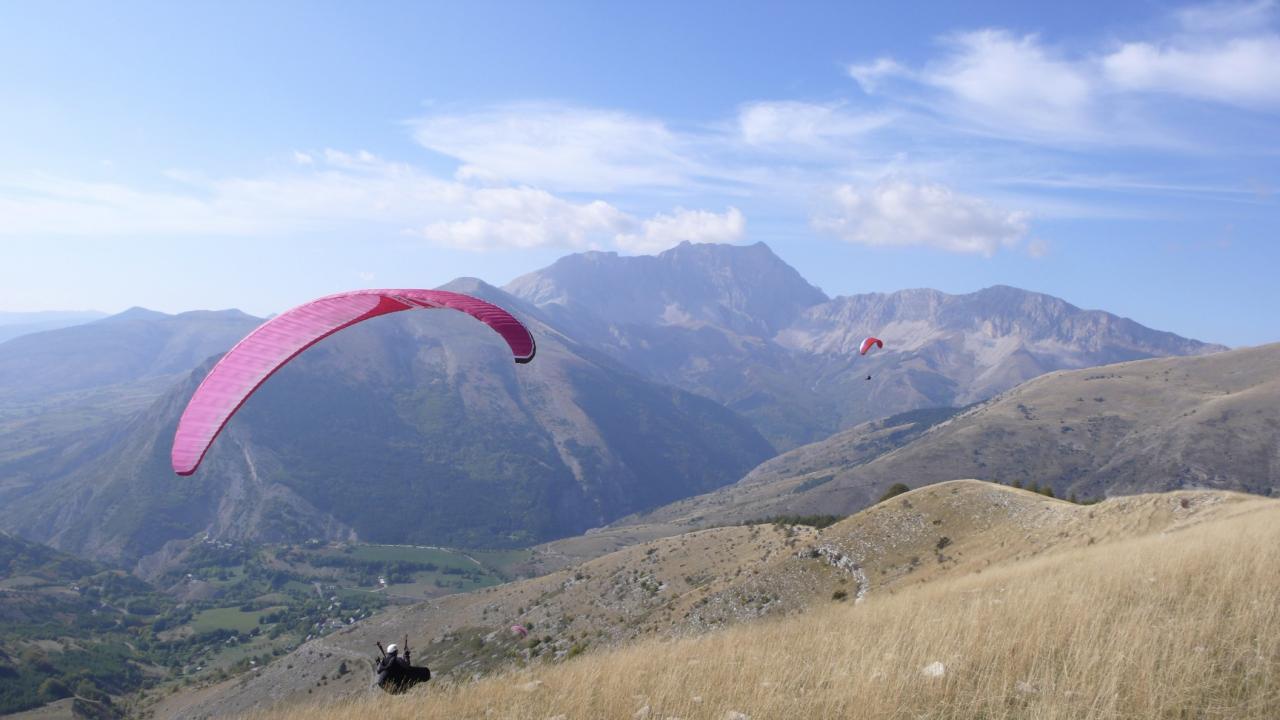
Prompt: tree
<box><xmin>877</xmin><ymin>483</ymin><xmax>911</xmax><ymax>503</ymax></box>
<box><xmin>74</xmin><ymin>680</ymin><xmax>111</xmax><ymax>705</ymax></box>
<box><xmin>38</xmin><ymin>678</ymin><xmax>71</xmax><ymax>702</ymax></box>
<box><xmin>21</xmin><ymin>648</ymin><xmax>53</xmax><ymax>673</ymax></box>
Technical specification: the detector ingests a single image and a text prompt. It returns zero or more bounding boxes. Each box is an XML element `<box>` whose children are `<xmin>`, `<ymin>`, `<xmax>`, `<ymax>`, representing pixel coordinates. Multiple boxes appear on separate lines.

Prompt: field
<box><xmin>279</xmin><ymin>543</ymin><xmax>515</xmax><ymax>599</ymax></box>
<box><xmin>257</xmin><ymin>492</ymin><xmax>1280</xmax><ymax>720</ymax></box>
<box><xmin>190</xmin><ymin>606</ymin><xmax>288</xmax><ymax>634</ymax></box>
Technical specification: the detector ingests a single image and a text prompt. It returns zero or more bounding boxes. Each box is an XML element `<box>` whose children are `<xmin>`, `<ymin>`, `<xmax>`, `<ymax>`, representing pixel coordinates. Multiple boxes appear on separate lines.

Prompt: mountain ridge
<box><xmin>609</xmin><ymin>341</ymin><xmax>1280</xmax><ymax>535</ymax></box>
<box><xmin>0</xmin><ymin>283</ymin><xmax>774</xmax><ymax>568</ymax></box>
<box><xmin>0</xmin><ymin>244</ymin><xmax>1238</xmax><ymax>572</ymax></box>
<box><xmin>0</xmin><ymin>307</ymin><xmax>263</xmax><ymax>403</ymax></box>
<box><xmin>505</xmin><ymin>242</ymin><xmax>1224</xmax><ymax>448</ymax></box>
<box><xmin>0</xmin><ymin>310</ymin><xmax>109</xmax><ymax>345</ymax></box>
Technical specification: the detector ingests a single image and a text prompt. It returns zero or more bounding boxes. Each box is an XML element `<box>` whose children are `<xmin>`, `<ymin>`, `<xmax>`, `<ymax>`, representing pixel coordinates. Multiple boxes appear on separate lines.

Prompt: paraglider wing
<box><xmin>858</xmin><ymin>336</ymin><xmax>883</xmax><ymax>355</ymax></box>
<box><xmin>171</xmin><ymin>289</ymin><xmax>536</xmax><ymax>476</ymax></box>
<box><xmin>510</xmin><ymin>624</ymin><xmax>528</xmax><ymax>639</ymax></box>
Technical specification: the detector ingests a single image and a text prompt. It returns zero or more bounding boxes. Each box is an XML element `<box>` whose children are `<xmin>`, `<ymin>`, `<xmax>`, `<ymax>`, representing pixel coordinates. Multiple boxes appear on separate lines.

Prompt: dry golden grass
<box><xmin>256</xmin><ymin>497</ymin><xmax>1280</xmax><ymax>719</ymax></box>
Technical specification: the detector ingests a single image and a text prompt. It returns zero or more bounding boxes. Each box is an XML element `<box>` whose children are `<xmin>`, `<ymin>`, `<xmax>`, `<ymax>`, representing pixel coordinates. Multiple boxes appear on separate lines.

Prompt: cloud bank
<box><xmin>813</xmin><ymin>179</ymin><xmax>1029</xmax><ymax>256</ymax></box>
<box><xmin>6</xmin><ymin>2</ymin><xmax>1274</xmax><ymax>263</ymax></box>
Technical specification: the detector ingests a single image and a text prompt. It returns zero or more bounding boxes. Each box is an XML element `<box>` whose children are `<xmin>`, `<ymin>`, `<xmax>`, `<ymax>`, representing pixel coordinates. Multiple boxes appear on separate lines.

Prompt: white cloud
<box><xmin>1103</xmin><ymin>36</ymin><xmax>1280</xmax><ymax>109</ymax></box>
<box><xmin>0</xmin><ymin>152</ymin><xmax>737</xmax><ymax>254</ymax></box>
<box><xmin>812</xmin><ymin>178</ymin><xmax>1029</xmax><ymax>256</ymax></box>
<box><xmin>9</xmin><ymin>3</ymin><xmax>1272</xmax><ymax>261</ymax></box>
<box><xmin>848</xmin><ymin>57</ymin><xmax>911</xmax><ymax>93</ymax></box>
<box><xmin>0</xmin><ymin>175</ymin><xmax>268</xmax><ymax>237</ymax></box>
<box><xmin>320</xmin><ymin>148</ymin><xmax>382</xmax><ymax>170</ymax></box>
<box><xmin>615</xmin><ymin>207</ymin><xmax>745</xmax><ymax>254</ymax></box>
<box><xmin>737</xmin><ymin>101</ymin><xmax>890</xmax><ymax>148</ymax></box>
<box><xmin>845</xmin><ymin>4</ymin><xmax>1280</xmax><ymax>147</ymax></box>
<box><xmin>412</xmin><ymin>103</ymin><xmax>702</xmax><ymax>193</ymax></box>
<box><xmin>1174</xmin><ymin>0</ymin><xmax>1275</xmax><ymax>35</ymax></box>
<box><xmin>419</xmin><ymin>188</ymin><xmax>629</xmax><ymax>251</ymax></box>
<box><xmin>1027</xmin><ymin>238</ymin><xmax>1050</xmax><ymax>258</ymax></box>
<box><xmin>924</xmin><ymin>30</ymin><xmax>1097</xmax><ymax>140</ymax></box>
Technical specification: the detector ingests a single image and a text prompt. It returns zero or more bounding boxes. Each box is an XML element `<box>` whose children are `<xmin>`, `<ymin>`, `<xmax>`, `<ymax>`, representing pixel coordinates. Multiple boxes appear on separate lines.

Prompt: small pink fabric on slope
<box><xmin>171</xmin><ymin>289</ymin><xmax>535</xmax><ymax>476</ymax></box>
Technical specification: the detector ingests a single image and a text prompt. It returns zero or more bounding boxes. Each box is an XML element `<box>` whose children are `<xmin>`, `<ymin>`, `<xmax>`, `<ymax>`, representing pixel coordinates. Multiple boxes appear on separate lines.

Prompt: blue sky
<box><xmin>1</xmin><ymin>1</ymin><xmax>1276</xmax><ymax>346</ymax></box>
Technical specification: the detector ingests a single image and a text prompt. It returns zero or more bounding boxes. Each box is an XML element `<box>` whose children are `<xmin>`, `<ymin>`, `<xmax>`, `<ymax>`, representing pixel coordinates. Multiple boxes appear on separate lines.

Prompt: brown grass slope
<box><xmin>517</xmin><ymin>406</ymin><xmax>962</xmax><ymax>576</ymax></box>
<box><xmin>163</xmin><ymin>481</ymin><xmax>1264</xmax><ymax>718</ymax></box>
<box><xmin>262</xmin><ymin>485</ymin><xmax>1280</xmax><ymax>720</ymax></box>
<box><xmin>608</xmin><ymin>342</ymin><xmax>1280</xmax><ymax>533</ymax></box>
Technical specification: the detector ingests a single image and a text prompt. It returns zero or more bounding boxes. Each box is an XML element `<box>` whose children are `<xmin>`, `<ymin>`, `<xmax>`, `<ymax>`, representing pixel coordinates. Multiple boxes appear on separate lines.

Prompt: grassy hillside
<box><xmin>254</xmin><ymin>485</ymin><xmax>1280</xmax><ymax>719</ymax></box>
<box><xmin>606</xmin><ymin>342</ymin><xmax>1280</xmax><ymax>534</ymax></box>
<box><xmin>510</xmin><ymin>406</ymin><xmax>964</xmax><ymax>577</ymax></box>
<box><xmin>166</xmin><ymin>481</ymin><xmax>1273</xmax><ymax>718</ymax></box>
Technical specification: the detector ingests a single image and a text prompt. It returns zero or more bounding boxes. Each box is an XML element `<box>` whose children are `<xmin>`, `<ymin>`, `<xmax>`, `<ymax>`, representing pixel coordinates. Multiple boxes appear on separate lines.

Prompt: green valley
<box><xmin>0</xmin><ymin>533</ymin><xmax>524</xmax><ymax>716</ymax></box>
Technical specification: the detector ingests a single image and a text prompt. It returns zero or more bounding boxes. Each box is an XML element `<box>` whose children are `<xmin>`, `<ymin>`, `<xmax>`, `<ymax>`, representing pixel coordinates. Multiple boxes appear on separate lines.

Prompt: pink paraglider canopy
<box><xmin>171</xmin><ymin>289</ymin><xmax>536</xmax><ymax>476</ymax></box>
<box><xmin>858</xmin><ymin>336</ymin><xmax>883</xmax><ymax>355</ymax></box>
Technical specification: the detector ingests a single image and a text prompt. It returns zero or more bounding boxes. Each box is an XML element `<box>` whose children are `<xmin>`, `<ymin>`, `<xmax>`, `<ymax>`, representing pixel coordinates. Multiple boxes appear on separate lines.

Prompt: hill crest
<box><xmin>162</xmin><ymin>480</ymin><xmax>1270</xmax><ymax>719</ymax></box>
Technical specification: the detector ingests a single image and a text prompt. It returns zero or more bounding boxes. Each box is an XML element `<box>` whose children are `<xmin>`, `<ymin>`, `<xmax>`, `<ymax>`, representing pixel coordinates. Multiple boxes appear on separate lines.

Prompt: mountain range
<box><xmin>0</xmin><ymin>281</ymin><xmax>772</xmax><ymax>567</ymax></box>
<box><xmin>0</xmin><ymin>307</ymin><xmax>259</xmax><ymax>403</ymax></box>
<box><xmin>0</xmin><ymin>311</ymin><xmax>106</xmax><ymax>345</ymax></box>
<box><xmin>0</xmin><ymin>242</ymin><xmax>1232</xmax><ymax>570</ymax></box>
<box><xmin>505</xmin><ymin>242</ymin><xmax>1224</xmax><ymax>449</ymax></box>
<box><xmin>0</xmin><ymin>309</ymin><xmax>263</xmax><ymax>521</ymax></box>
<box><xmin>579</xmin><ymin>342</ymin><xmax>1280</xmax><ymax>551</ymax></box>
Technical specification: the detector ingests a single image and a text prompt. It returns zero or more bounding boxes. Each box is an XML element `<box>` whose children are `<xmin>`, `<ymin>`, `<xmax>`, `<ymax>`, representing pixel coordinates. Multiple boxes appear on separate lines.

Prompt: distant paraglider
<box><xmin>171</xmin><ymin>289</ymin><xmax>536</xmax><ymax>476</ymax></box>
<box><xmin>510</xmin><ymin>624</ymin><xmax>529</xmax><ymax>639</ymax></box>
<box><xmin>859</xmin><ymin>336</ymin><xmax>883</xmax><ymax>380</ymax></box>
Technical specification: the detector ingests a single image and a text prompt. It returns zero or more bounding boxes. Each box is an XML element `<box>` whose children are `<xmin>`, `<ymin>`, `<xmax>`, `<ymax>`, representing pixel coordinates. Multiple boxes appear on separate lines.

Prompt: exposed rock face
<box><xmin>505</xmin><ymin>241</ymin><xmax>828</xmax><ymax>336</ymax></box>
<box><xmin>507</xmin><ymin>242</ymin><xmax>1223</xmax><ymax>448</ymax></box>
<box><xmin>778</xmin><ymin>285</ymin><xmax>1222</xmax><ymax>405</ymax></box>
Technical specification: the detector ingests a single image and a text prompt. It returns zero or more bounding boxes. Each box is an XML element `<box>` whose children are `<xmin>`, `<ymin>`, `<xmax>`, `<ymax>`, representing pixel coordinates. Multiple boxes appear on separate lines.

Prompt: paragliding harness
<box><xmin>373</xmin><ymin>634</ymin><xmax>431</xmax><ymax>694</ymax></box>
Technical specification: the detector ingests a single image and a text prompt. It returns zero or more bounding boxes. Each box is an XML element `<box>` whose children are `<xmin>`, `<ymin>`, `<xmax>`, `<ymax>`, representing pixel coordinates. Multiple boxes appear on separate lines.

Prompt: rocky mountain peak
<box><xmin>505</xmin><ymin>241</ymin><xmax>827</xmax><ymax>336</ymax></box>
<box><xmin>778</xmin><ymin>285</ymin><xmax>1223</xmax><ymax>358</ymax></box>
